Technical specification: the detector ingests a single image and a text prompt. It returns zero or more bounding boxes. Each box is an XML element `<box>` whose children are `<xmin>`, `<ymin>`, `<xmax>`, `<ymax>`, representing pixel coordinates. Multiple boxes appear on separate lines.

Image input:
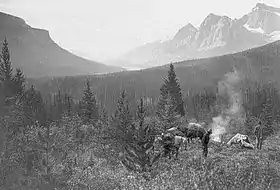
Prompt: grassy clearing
<box><xmin>63</xmin><ymin>133</ymin><xmax>280</xmax><ymax>190</ymax></box>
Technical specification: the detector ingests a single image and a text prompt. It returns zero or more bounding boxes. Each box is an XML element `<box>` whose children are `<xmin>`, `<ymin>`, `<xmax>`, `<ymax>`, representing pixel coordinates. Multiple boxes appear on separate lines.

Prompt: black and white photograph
<box><xmin>1</xmin><ymin>0</ymin><xmax>280</xmax><ymax>189</ymax></box>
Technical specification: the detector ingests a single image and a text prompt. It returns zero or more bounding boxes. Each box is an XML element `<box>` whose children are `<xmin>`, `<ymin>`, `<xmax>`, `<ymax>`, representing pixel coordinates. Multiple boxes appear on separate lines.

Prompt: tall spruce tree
<box><xmin>156</xmin><ymin>64</ymin><xmax>185</xmax><ymax>130</ymax></box>
<box><xmin>157</xmin><ymin>64</ymin><xmax>185</xmax><ymax>117</ymax></box>
<box><xmin>0</xmin><ymin>38</ymin><xmax>13</xmax><ymax>99</ymax></box>
<box><xmin>79</xmin><ymin>79</ymin><xmax>99</xmax><ymax>123</ymax></box>
<box><xmin>167</xmin><ymin>64</ymin><xmax>185</xmax><ymax>116</ymax></box>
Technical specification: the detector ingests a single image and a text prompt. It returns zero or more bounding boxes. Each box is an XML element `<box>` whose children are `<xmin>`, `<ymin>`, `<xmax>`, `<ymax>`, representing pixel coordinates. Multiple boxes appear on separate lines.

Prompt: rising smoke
<box><xmin>211</xmin><ymin>69</ymin><xmax>244</xmax><ymax>142</ymax></box>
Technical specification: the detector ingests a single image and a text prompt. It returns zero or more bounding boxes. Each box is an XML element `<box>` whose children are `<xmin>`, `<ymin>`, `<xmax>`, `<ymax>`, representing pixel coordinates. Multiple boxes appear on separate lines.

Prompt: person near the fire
<box><xmin>201</xmin><ymin>129</ymin><xmax>212</xmax><ymax>157</ymax></box>
<box><xmin>254</xmin><ymin>121</ymin><xmax>264</xmax><ymax>150</ymax></box>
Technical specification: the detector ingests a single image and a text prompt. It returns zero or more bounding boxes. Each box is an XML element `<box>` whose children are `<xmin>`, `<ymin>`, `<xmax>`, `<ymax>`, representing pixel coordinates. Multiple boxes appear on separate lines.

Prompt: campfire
<box><xmin>211</xmin><ymin>115</ymin><xmax>230</xmax><ymax>143</ymax></box>
<box><xmin>210</xmin><ymin>69</ymin><xmax>246</xmax><ymax>144</ymax></box>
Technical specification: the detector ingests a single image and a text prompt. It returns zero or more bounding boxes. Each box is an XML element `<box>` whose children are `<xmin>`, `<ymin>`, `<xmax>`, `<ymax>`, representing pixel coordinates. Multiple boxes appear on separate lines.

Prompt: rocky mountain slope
<box><xmin>0</xmin><ymin>11</ymin><xmax>124</xmax><ymax>78</ymax></box>
<box><xmin>111</xmin><ymin>3</ymin><xmax>280</xmax><ymax>69</ymax></box>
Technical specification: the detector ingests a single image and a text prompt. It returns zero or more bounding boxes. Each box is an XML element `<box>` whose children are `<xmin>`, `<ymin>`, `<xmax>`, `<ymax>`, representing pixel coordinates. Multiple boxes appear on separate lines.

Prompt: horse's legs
<box><xmin>163</xmin><ymin>145</ymin><xmax>172</xmax><ymax>159</ymax></box>
<box><xmin>167</xmin><ymin>146</ymin><xmax>176</xmax><ymax>160</ymax></box>
<box><xmin>175</xmin><ymin>147</ymin><xmax>179</xmax><ymax>159</ymax></box>
<box><xmin>203</xmin><ymin>145</ymin><xmax>208</xmax><ymax>157</ymax></box>
<box><xmin>168</xmin><ymin>150</ymin><xmax>172</xmax><ymax>159</ymax></box>
<box><xmin>163</xmin><ymin>146</ymin><xmax>169</xmax><ymax>157</ymax></box>
<box><xmin>168</xmin><ymin>146</ymin><xmax>173</xmax><ymax>159</ymax></box>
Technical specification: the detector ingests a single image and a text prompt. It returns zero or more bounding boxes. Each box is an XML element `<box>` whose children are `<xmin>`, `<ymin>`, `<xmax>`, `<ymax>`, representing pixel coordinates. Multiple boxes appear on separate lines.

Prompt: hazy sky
<box><xmin>0</xmin><ymin>0</ymin><xmax>280</xmax><ymax>62</ymax></box>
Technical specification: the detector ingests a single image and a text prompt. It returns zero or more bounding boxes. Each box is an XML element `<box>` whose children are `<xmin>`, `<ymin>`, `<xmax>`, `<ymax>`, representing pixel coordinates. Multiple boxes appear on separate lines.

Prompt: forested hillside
<box><xmin>2</xmin><ymin>37</ymin><xmax>280</xmax><ymax>189</ymax></box>
<box><xmin>28</xmin><ymin>40</ymin><xmax>280</xmax><ymax>116</ymax></box>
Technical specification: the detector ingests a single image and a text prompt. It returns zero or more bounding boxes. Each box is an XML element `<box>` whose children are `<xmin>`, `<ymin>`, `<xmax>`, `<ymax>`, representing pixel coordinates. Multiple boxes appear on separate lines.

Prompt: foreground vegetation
<box><xmin>1</xmin><ymin>38</ymin><xmax>280</xmax><ymax>189</ymax></box>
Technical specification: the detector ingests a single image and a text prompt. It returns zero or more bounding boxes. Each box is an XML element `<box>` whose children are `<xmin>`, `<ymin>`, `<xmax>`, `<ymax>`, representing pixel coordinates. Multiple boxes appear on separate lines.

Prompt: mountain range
<box><xmin>110</xmin><ymin>3</ymin><xmax>280</xmax><ymax>69</ymax></box>
<box><xmin>0</xmin><ymin>11</ymin><xmax>124</xmax><ymax>78</ymax></box>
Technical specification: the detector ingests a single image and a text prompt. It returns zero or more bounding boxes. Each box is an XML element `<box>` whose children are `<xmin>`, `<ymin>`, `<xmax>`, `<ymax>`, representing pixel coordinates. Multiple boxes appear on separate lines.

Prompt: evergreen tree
<box><xmin>24</xmin><ymin>85</ymin><xmax>46</xmax><ymax>125</ymax></box>
<box><xmin>95</xmin><ymin>106</ymin><xmax>111</xmax><ymax>150</ymax></box>
<box><xmin>121</xmin><ymin>98</ymin><xmax>159</xmax><ymax>174</ymax></box>
<box><xmin>114</xmin><ymin>90</ymin><xmax>132</xmax><ymax>131</ymax></box>
<box><xmin>166</xmin><ymin>64</ymin><xmax>185</xmax><ymax>116</ymax></box>
<box><xmin>156</xmin><ymin>84</ymin><xmax>169</xmax><ymax>117</ymax></box>
<box><xmin>99</xmin><ymin>105</ymin><xmax>109</xmax><ymax>127</ymax></box>
<box><xmin>0</xmin><ymin>38</ymin><xmax>13</xmax><ymax>99</ymax></box>
<box><xmin>156</xmin><ymin>64</ymin><xmax>185</xmax><ymax>120</ymax></box>
<box><xmin>0</xmin><ymin>39</ymin><xmax>26</xmax><ymax>166</ymax></box>
<box><xmin>79</xmin><ymin>79</ymin><xmax>99</xmax><ymax>123</ymax></box>
<box><xmin>3</xmin><ymin>95</ymin><xmax>25</xmax><ymax>137</ymax></box>
<box><xmin>12</xmin><ymin>68</ymin><xmax>25</xmax><ymax>97</ymax></box>
<box><xmin>161</xmin><ymin>93</ymin><xmax>180</xmax><ymax>130</ymax></box>
<box><xmin>136</xmin><ymin>98</ymin><xmax>146</xmax><ymax>128</ymax></box>
<box><xmin>110</xmin><ymin>90</ymin><xmax>133</xmax><ymax>151</ymax></box>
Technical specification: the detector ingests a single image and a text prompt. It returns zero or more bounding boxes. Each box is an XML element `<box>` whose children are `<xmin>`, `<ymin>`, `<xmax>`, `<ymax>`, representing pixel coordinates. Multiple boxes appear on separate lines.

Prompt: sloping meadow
<box><xmin>63</xmin><ymin>134</ymin><xmax>280</xmax><ymax>190</ymax></box>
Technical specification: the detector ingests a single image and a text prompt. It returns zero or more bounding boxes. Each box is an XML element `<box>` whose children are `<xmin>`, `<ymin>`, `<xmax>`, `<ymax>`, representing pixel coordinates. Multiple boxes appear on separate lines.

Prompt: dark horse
<box><xmin>178</xmin><ymin>122</ymin><xmax>207</xmax><ymax>143</ymax></box>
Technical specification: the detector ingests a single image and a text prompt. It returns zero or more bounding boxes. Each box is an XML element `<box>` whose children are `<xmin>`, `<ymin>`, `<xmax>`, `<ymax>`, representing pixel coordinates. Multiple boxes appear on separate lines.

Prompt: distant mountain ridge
<box><xmin>0</xmin><ymin>11</ymin><xmax>124</xmax><ymax>78</ymax></box>
<box><xmin>111</xmin><ymin>3</ymin><xmax>280</xmax><ymax>69</ymax></box>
